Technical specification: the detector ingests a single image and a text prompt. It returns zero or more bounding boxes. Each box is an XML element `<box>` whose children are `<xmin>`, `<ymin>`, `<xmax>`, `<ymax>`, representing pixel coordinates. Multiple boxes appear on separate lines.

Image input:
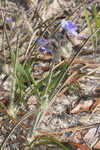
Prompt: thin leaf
<box><xmin>33</xmin><ymin>136</ymin><xmax>69</xmax><ymax>150</ymax></box>
<box><xmin>49</xmin><ymin>62</ymin><xmax>67</xmax><ymax>100</ymax></box>
<box><xmin>16</xmin><ymin>63</ymin><xmax>29</xmax><ymax>82</ymax></box>
<box><xmin>46</xmin><ymin>0</ymin><xmax>49</xmax><ymax>9</ymax></box>
<box><xmin>84</xmin><ymin>4</ymin><xmax>96</xmax><ymax>48</ymax></box>
<box><xmin>93</xmin><ymin>4</ymin><xmax>99</xmax><ymax>47</ymax></box>
<box><xmin>16</xmin><ymin>62</ymin><xmax>38</xmax><ymax>99</ymax></box>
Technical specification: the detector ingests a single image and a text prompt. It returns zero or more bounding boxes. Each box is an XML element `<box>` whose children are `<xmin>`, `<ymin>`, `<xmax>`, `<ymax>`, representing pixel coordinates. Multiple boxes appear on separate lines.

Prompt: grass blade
<box><xmin>33</xmin><ymin>136</ymin><xmax>69</xmax><ymax>150</ymax></box>
<box><xmin>84</xmin><ymin>4</ymin><xmax>96</xmax><ymax>48</ymax></box>
<box><xmin>93</xmin><ymin>4</ymin><xmax>100</xmax><ymax>47</ymax></box>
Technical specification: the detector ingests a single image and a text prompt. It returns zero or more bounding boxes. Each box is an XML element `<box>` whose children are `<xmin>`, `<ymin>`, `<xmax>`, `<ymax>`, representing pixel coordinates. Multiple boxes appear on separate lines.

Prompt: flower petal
<box><xmin>61</xmin><ymin>19</ymin><xmax>76</xmax><ymax>30</ymax></box>
<box><xmin>68</xmin><ymin>29</ymin><xmax>79</xmax><ymax>37</ymax></box>
<box><xmin>38</xmin><ymin>38</ymin><xmax>46</xmax><ymax>45</ymax></box>
<box><xmin>61</xmin><ymin>19</ymin><xmax>83</xmax><ymax>38</ymax></box>
<box><xmin>5</xmin><ymin>17</ymin><xmax>13</xmax><ymax>23</ymax></box>
<box><xmin>38</xmin><ymin>38</ymin><xmax>54</xmax><ymax>58</ymax></box>
<box><xmin>38</xmin><ymin>38</ymin><xmax>46</xmax><ymax>53</ymax></box>
<box><xmin>39</xmin><ymin>47</ymin><xmax>46</xmax><ymax>53</ymax></box>
<box><xmin>66</xmin><ymin>21</ymin><xmax>76</xmax><ymax>29</ymax></box>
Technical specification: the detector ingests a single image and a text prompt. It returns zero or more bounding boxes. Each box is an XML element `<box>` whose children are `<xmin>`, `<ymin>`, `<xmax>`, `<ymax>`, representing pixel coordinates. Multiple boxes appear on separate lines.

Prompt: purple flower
<box><xmin>5</xmin><ymin>17</ymin><xmax>13</xmax><ymax>23</ymax></box>
<box><xmin>61</xmin><ymin>19</ymin><xmax>82</xmax><ymax>38</ymax></box>
<box><xmin>38</xmin><ymin>38</ymin><xmax>54</xmax><ymax>58</ymax></box>
<box><xmin>38</xmin><ymin>38</ymin><xmax>46</xmax><ymax>53</ymax></box>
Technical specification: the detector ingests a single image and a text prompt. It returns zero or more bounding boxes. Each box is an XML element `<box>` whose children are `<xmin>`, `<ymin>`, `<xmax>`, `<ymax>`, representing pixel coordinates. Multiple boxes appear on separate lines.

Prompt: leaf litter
<box><xmin>0</xmin><ymin>0</ymin><xmax>100</xmax><ymax>150</ymax></box>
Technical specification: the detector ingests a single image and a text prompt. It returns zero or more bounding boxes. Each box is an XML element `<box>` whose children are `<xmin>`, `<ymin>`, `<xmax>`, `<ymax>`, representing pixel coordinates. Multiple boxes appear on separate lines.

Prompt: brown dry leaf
<box><xmin>37</xmin><ymin>123</ymin><xmax>100</xmax><ymax>136</ymax></box>
<box><xmin>71</xmin><ymin>100</ymin><xmax>93</xmax><ymax>114</ymax></box>
<box><xmin>67</xmin><ymin>73</ymin><xmax>82</xmax><ymax>85</ymax></box>
<box><xmin>94</xmin><ymin>140</ymin><xmax>100</xmax><ymax>149</ymax></box>
<box><xmin>83</xmin><ymin>126</ymin><xmax>100</xmax><ymax>148</ymax></box>
<box><xmin>0</xmin><ymin>96</ymin><xmax>9</xmax><ymax>106</ymax></box>
<box><xmin>27</xmin><ymin>96</ymin><xmax>37</xmax><ymax>105</ymax></box>
<box><xmin>90</xmin><ymin>97</ymin><xmax>100</xmax><ymax>112</ymax></box>
<box><xmin>39</xmin><ymin>53</ymin><xmax>52</xmax><ymax>60</ymax></box>
<box><xmin>74</xmin><ymin>130</ymin><xmax>87</xmax><ymax>143</ymax></box>
<box><xmin>0</xmin><ymin>106</ymin><xmax>7</xmax><ymax>114</ymax></box>
<box><xmin>73</xmin><ymin>131</ymin><xmax>82</xmax><ymax>143</ymax></box>
<box><xmin>0</xmin><ymin>24</ymin><xmax>10</xmax><ymax>33</ymax></box>
<box><xmin>95</xmin><ymin>88</ymin><xmax>100</xmax><ymax>94</ymax></box>
<box><xmin>68</xmin><ymin>141</ymin><xmax>90</xmax><ymax>150</ymax></box>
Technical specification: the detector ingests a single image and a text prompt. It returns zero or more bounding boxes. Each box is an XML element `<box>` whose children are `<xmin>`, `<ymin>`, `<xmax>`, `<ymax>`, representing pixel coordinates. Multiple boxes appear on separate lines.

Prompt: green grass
<box><xmin>84</xmin><ymin>4</ymin><xmax>100</xmax><ymax>48</ymax></box>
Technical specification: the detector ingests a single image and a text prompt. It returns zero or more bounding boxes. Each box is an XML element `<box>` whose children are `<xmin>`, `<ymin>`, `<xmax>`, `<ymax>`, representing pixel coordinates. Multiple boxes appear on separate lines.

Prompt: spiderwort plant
<box><xmin>61</xmin><ymin>19</ymin><xmax>82</xmax><ymax>38</ymax></box>
<box><xmin>38</xmin><ymin>38</ymin><xmax>54</xmax><ymax>58</ymax></box>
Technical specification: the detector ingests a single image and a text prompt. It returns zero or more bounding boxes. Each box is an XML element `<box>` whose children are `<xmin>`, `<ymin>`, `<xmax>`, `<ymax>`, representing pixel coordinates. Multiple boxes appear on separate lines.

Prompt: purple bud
<box><xmin>39</xmin><ymin>47</ymin><xmax>46</xmax><ymax>53</ymax></box>
<box><xmin>38</xmin><ymin>38</ymin><xmax>54</xmax><ymax>58</ymax></box>
<box><xmin>61</xmin><ymin>19</ymin><xmax>83</xmax><ymax>38</ymax></box>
